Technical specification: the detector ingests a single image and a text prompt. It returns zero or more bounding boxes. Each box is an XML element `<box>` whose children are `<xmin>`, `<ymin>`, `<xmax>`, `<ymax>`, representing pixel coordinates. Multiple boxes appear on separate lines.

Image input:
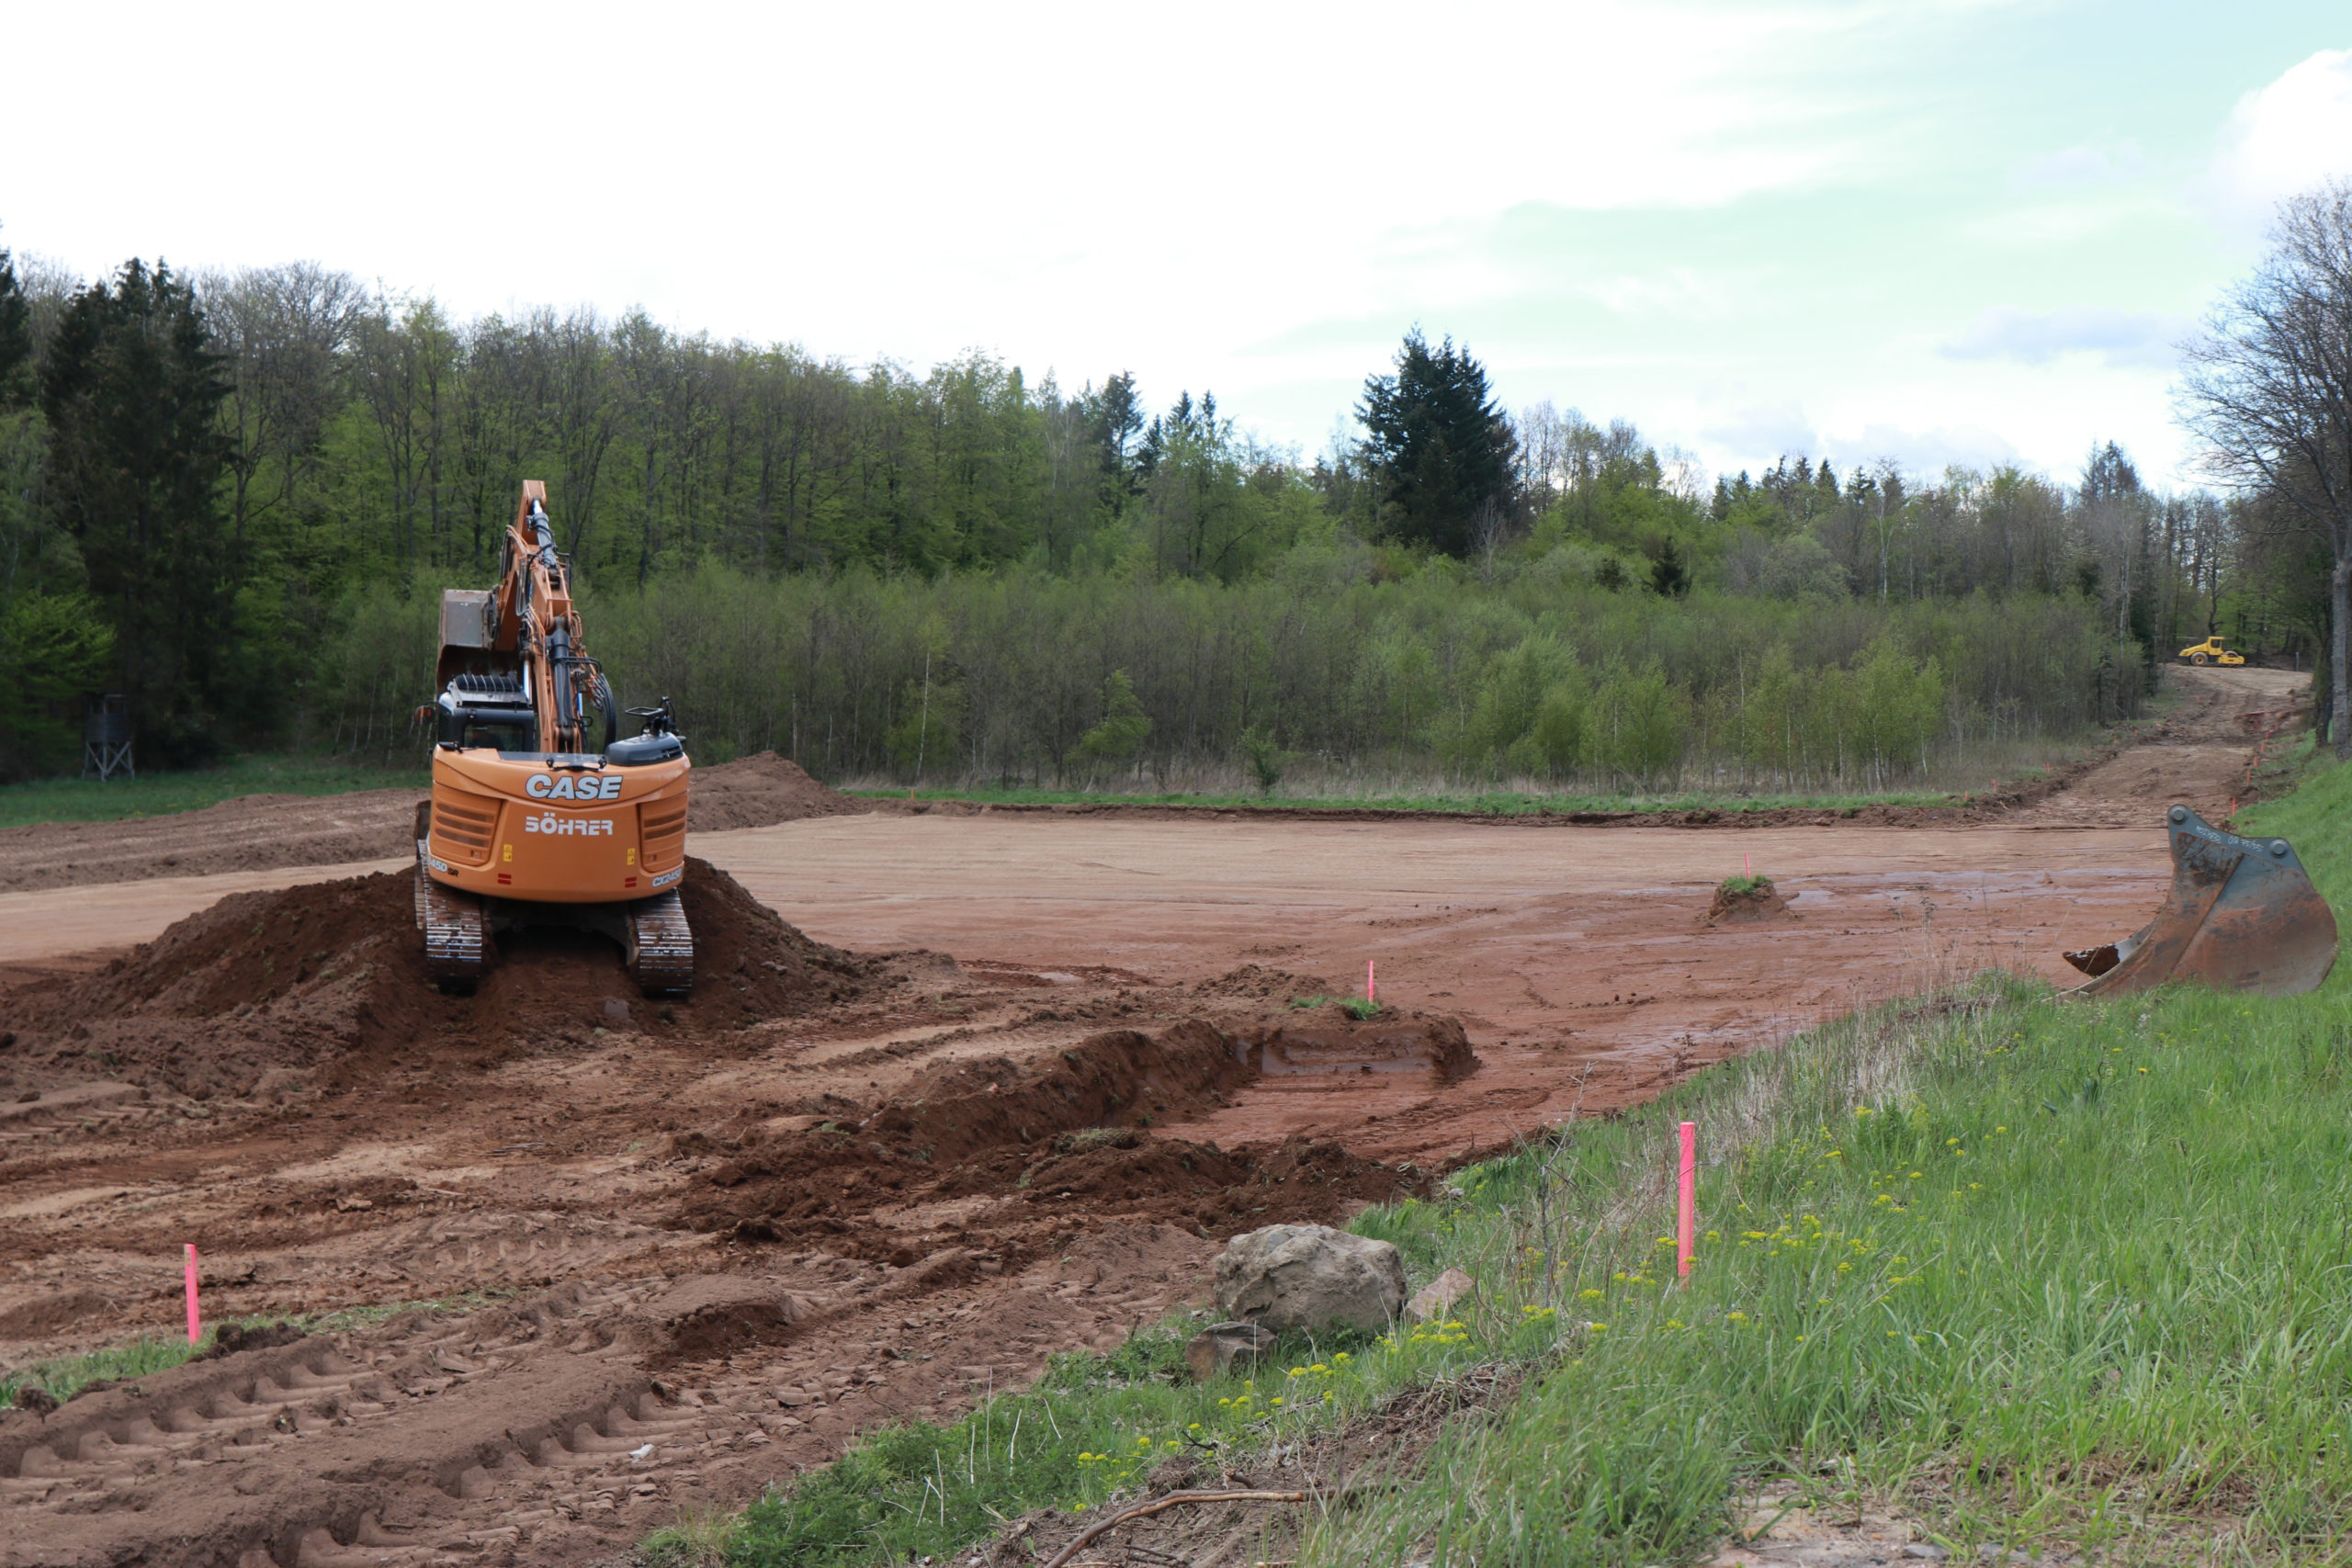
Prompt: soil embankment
<box><xmin>2</xmin><ymin>858</ymin><xmax>879</xmax><ymax>1098</ymax></box>
<box><xmin>0</xmin><ymin>750</ymin><xmax>857</xmax><ymax>895</ymax></box>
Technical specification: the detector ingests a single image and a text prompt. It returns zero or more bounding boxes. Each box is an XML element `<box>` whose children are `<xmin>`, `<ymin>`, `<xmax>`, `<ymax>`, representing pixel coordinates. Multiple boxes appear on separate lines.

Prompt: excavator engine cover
<box><xmin>2064</xmin><ymin>805</ymin><xmax>2336</xmax><ymax>998</ymax></box>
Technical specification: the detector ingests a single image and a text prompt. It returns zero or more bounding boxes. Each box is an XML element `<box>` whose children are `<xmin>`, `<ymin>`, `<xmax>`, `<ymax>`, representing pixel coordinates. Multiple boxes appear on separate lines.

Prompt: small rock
<box><xmin>1903</xmin><ymin>1547</ymin><xmax>1950</xmax><ymax>1562</ymax></box>
<box><xmin>1406</xmin><ymin>1267</ymin><xmax>1476</xmax><ymax>1323</ymax></box>
<box><xmin>1215</xmin><ymin>1224</ymin><xmax>1406</xmax><ymax>1332</ymax></box>
<box><xmin>1184</xmin><ymin>1321</ymin><xmax>1276</xmax><ymax>1381</ymax></box>
<box><xmin>774</xmin><ymin>1388</ymin><xmax>817</xmax><ymax>1407</ymax></box>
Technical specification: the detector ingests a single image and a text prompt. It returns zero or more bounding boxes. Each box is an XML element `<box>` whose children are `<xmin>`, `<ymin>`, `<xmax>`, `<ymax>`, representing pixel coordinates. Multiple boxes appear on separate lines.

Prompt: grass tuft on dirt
<box><xmin>0</xmin><ymin>1291</ymin><xmax>514</xmax><ymax>1409</ymax></box>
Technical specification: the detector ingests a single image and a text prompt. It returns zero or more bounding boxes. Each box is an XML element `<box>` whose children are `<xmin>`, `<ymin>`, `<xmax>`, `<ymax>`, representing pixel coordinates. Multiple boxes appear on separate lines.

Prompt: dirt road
<box><xmin>0</xmin><ymin>664</ymin><xmax>2305</xmax><ymax>1568</ymax></box>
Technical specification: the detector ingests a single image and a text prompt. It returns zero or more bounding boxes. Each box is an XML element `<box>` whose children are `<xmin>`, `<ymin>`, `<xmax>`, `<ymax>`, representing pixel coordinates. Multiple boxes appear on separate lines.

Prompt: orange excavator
<box><xmin>413</xmin><ymin>482</ymin><xmax>694</xmax><ymax>994</ymax></box>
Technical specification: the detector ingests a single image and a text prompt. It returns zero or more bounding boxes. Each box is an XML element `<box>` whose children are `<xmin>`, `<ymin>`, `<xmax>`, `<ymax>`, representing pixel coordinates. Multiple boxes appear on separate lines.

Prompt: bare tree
<box><xmin>2179</xmin><ymin>179</ymin><xmax>2352</xmax><ymax>750</ymax></box>
<box><xmin>207</xmin><ymin>263</ymin><xmax>363</xmax><ymax>547</ymax></box>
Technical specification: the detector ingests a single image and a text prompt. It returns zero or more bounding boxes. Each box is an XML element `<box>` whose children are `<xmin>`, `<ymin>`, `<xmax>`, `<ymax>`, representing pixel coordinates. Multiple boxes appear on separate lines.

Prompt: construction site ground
<box><xmin>0</xmin><ymin>664</ymin><xmax>2309</xmax><ymax>1568</ymax></box>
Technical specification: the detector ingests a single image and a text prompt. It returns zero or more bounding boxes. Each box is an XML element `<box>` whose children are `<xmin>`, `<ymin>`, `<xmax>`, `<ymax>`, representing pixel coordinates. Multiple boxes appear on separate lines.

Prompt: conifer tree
<box><xmin>1357</xmin><ymin>328</ymin><xmax>1517</xmax><ymax>556</ymax></box>
<box><xmin>39</xmin><ymin>260</ymin><xmax>235</xmax><ymax>760</ymax></box>
<box><xmin>1090</xmin><ymin>370</ymin><xmax>1145</xmax><ymax>506</ymax></box>
<box><xmin>0</xmin><ymin>248</ymin><xmax>30</xmax><ymax>409</ymax></box>
<box><xmin>1649</xmin><ymin>537</ymin><xmax>1691</xmax><ymax>597</ymax></box>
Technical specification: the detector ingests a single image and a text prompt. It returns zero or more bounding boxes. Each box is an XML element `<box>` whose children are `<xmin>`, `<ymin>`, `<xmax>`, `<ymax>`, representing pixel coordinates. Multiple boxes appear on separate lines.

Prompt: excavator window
<box><xmin>462</xmin><ymin>723</ymin><xmax>533</xmax><ymax>750</ymax></box>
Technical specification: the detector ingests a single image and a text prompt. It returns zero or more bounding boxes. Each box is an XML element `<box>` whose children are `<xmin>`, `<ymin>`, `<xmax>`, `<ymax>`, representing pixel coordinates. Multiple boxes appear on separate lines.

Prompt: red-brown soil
<box><xmin>0</xmin><ymin>665</ymin><xmax>2306</xmax><ymax>1567</ymax></box>
<box><xmin>1</xmin><ymin>858</ymin><xmax>880</xmax><ymax>1097</ymax></box>
<box><xmin>685</xmin><ymin>750</ymin><xmax>861</xmax><ymax>831</ymax></box>
<box><xmin>0</xmin><ymin>750</ymin><xmax>858</xmax><ymax>896</ymax></box>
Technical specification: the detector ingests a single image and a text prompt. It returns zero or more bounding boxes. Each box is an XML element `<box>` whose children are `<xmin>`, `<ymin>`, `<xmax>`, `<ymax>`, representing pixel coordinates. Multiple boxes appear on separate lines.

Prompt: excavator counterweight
<box><xmin>413</xmin><ymin>482</ymin><xmax>694</xmax><ymax>995</ymax></box>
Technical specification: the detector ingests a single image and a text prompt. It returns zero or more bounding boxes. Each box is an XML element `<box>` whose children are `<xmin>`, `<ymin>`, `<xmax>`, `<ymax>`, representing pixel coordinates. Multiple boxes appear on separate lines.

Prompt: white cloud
<box><xmin>2015</xmin><ymin>142</ymin><xmax>2150</xmax><ymax>190</ymax></box>
<box><xmin>2211</xmin><ymin>49</ymin><xmax>2352</xmax><ymax>216</ymax></box>
<box><xmin>1834</xmin><ymin>422</ymin><xmax>2020</xmax><ymax>478</ymax></box>
<box><xmin>1939</xmin><ymin>307</ymin><xmax>2188</xmax><ymax>370</ymax></box>
<box><xmin>1691</xmin><ymin>403</ymin><xmax>2024</xmax><ymax>485</ymax></box>
<box><xmin>0</xmin><ymin>0</ymin><xmax>1952</xmax><ymax>435</ymax></box>
<box><xmin>1698</xmin><ymin>405</ymin><xmax>1825</xmax><ymax>472</ymax></box>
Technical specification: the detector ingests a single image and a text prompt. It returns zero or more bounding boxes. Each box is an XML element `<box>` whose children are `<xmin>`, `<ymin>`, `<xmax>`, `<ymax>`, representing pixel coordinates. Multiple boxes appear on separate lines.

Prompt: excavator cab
<box><xmin>413</xmin><ymin>484</ymin><xmax>694</xmax><ymax>996</ymax></box>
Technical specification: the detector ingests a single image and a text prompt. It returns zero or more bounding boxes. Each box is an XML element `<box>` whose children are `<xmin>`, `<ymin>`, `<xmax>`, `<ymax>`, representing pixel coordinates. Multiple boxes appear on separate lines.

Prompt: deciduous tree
<box><xmin>2180</xmin><ymin>179</ymin><xmax>2352</xmax><ymax>750</ymax></box>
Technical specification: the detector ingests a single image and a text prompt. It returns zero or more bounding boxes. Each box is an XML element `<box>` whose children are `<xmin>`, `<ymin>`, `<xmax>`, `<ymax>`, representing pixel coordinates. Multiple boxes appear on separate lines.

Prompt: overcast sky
<box><xmin>6</xmin><ymin>1</ymin><xmax>2349</xmax><ymax>488</ymax></box>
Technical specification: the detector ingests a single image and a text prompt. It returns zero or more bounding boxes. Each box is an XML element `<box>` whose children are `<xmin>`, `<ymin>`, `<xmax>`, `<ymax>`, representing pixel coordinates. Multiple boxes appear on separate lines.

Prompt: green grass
<box><xmin>856</xmin><ymin>785</ymin><xmax>1962</xmax><ymax>817</ymax></box>
<box><xmin>0</xmin><ymin>1290</ymin><xmax>515</xmax><ymax>1408</ymax></box>
<box><xmin>0</xmin><ymin>1333</ymin><xmax>204</xmax><ymax>1407</ymax></box>
<box><xmin>1717</xmin><ymin>873</ymin><xmax>1776</xmax><ymax>897</ymax></box>
<box><xmin>690</xmin><ymin>754</ymin><xmax>2352</xmax><ymax>1567</ymax></box>
<box><xmin>0</xmin><ymin>753</ymin><xmax>427</xmax><ymax>829</ymax></box>
<box><xmin>1293</xmin><ymin>759</ymin><xmax>2352</xmax><ymax>1565</ymax></box>
<box><xmin>1290</xmin><ymin>994</ymin><xmax>1382</xmax><ymax>1020</ymax></box>
<box><xmin>697</xmin><ymin>1321</ymin><xmax>1492</xmax><ymax>1568</ymax></box>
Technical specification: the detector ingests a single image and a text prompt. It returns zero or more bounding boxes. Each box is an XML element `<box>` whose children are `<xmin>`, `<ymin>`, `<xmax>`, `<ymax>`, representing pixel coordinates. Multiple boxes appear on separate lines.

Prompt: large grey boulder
<box><xmin>1213</xmin><ymin>1224</ymin><xmax>1406</xmax><ymax>1333</ymax></box>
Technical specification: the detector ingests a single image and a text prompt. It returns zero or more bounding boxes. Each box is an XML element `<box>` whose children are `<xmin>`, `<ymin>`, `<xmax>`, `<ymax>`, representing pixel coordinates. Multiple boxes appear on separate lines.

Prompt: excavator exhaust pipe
<box><xmin>2064</xmin><ymin>806</ymin><xmax>2337</xmax><ymax>998</ymax></box>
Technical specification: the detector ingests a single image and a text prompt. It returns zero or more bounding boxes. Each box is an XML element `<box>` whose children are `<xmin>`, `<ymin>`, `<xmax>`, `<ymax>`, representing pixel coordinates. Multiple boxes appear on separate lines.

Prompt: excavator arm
<box><xmin>434</xmin><ymin>483</ymin><xmax>617</xmax><ymax>755</ymax></box>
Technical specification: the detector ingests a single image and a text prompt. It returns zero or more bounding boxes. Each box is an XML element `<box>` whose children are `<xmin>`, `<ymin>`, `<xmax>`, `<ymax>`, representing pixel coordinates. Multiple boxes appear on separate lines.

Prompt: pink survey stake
<box><xmin>1676</xmin><ymin>1122</ymin><xmax>1695</xmax><ymax>1279</ymax></box>
<box><xmin>185</xmin><ymin>1244</ymin><xmax>200</xmax><ymax>1344</ymax></box>
<box><xmin>1367</xmin><ymin>959</ymin><xmax>1376</xmax><ymax>1005</ymax></box>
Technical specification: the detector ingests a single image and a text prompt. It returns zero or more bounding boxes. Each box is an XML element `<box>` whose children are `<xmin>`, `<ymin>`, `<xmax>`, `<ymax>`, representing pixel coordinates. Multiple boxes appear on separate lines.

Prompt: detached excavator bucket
<box><xmin>2064</xmin><ymin>806</ymin><xmax>2338</xmax><ymax>998</ymax></box>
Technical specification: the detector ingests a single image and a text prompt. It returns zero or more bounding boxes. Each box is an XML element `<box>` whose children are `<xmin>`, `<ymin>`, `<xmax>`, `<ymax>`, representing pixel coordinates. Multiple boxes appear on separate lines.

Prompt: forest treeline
<box><xmin>0</xmin><ymin>242</ymin><xmax>2317</xmax><ymax>788</ymax></box>
<box><xmin>324</xmin><ymin>558</ymin><xmax>2134</xmax><ymax>792</ymax></box>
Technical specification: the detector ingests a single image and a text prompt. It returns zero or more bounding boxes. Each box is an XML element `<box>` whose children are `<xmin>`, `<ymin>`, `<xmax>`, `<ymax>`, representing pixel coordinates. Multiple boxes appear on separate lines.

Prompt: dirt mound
<box><xmin>1707</xmin><ymin>878</ymin><xmax>1790</xmax><ymax>925</ymax></box>
<box><xmin>980</xmin><ymin>1133</ymin><xmax>1419</xmax><ymax>1231</ymax></box>
<box><xmin>5</xmin><ymin>857</ymin><xmax>879</xmax><ymax>1096</ymax></box>
<box><xmin>1234</xmin><ymin>1009</ymin><xmax>1480</xmax><ymax>1082</ymax></box>
<box><xmin>1187</xmin><ymin>964</ymin><xmax>1336</xmax><ymax>1004</ymax></box>
<box><xmin>689</xmin><ymin>751</ymin><xmax>862</xmax><ymax>831</ymax></box>
<box><xmin>680</xmin><ymin>1019</ymin><xmax>1425</xmax><ymax>1254</ymax></box>
<box><xmin>0</xmin><ymin>786</ymin><xmax>424</xmax><ymax>894</ymax></box>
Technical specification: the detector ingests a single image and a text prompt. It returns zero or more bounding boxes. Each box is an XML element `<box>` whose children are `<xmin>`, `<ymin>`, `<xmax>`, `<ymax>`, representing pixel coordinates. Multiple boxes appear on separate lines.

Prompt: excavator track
<box><xmin>416</xmin><ymin>830</ymin><xmax>491</xmax><ymax>991</ymax></box>
<box><xmin>626</xmin><ymin>890</ymin><xmax>694</xmax><ymax>995</ymax></box>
